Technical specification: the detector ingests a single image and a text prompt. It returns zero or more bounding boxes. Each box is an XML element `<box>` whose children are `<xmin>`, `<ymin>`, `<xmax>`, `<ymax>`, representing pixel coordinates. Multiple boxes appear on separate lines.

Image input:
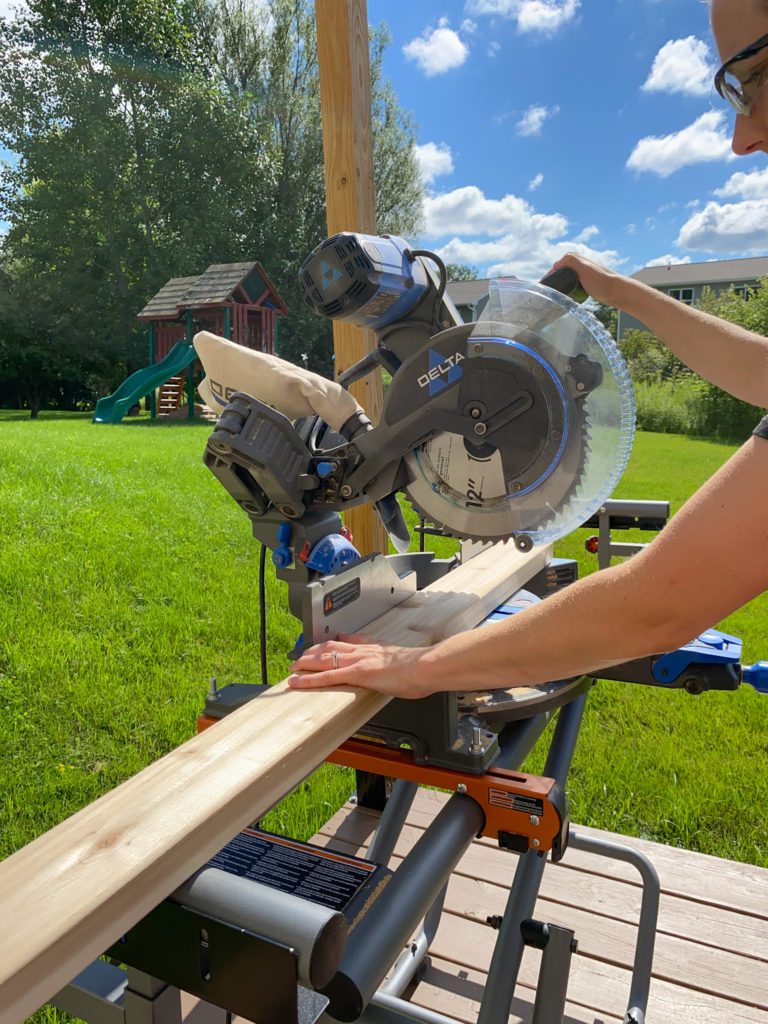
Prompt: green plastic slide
<box><xmin>92</xmin><ymin>342</ymin><xmax>197</xmax><ymax>424</ymax></box>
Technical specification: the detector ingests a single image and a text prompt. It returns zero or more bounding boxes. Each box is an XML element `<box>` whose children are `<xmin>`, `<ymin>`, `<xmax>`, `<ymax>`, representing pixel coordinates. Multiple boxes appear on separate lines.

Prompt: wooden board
<box><xmin>314</xmin><ymin>791</ymin><xmax>768</xmax><ymax>1023</ymax></box>
<box><xmin>0</xmin><ymin>542</ymin><xmax>550</xmax><ymax>1024</ymax></box>
<box><xmin>316</xmin><ymin>0</ymin><xmax>387</xmax><ymax>556</ymax></box>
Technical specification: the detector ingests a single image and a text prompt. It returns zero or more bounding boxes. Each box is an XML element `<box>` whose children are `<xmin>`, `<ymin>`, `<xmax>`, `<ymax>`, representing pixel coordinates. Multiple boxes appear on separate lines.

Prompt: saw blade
<box><xmin>401</xmin><ymin>280</ymin><xmax>635</xmax><ymax>546</ymax></box>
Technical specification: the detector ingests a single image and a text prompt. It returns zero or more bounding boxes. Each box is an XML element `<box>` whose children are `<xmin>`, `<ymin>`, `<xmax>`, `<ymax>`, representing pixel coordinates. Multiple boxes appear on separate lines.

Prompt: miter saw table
<box><xmin>51</xmin><ymin>233</ymin><xmax>768</xmax><ymax>1024</ymax></box>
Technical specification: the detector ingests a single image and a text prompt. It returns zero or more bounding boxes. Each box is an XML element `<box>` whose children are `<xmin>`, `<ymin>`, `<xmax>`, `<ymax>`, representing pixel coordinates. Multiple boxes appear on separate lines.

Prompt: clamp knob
<box><xmin>743</xmin><ymin>662</ymin><xmax>768</xmax><ymax>694</ymax></box>
<box><xmin>272</xmin><ymin>523</ymin><xmax>294</xmax><ymax>569</ymax></box>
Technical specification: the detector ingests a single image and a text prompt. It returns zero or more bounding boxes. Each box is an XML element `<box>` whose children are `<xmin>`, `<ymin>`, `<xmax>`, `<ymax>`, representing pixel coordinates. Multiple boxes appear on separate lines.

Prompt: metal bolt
<box><xmin>551</xmin><ymin>430</ymin><xmax>561</xmax><ymax>441</ymax></box>
<box><xmin>511</xmin><ymin>482</ymin><xmax>523</xmax><ymax>492</ymax></box>
<box><xmin>279</xmin><ymin>505</ymin><xmax>298</xmax><ymax>518</ymax></box>
<box><xmin>456</xmin><ymin>783</ymin><xmax>468</xmax><ymax>794</ymax></box>
<box><xmin>576</xmin><ymin>382</ymin><xmax>586</xmax><ymax>391</ymax></box>
<box><xmin>529</xmin><ymin>814</ymin><xmax>540</xmax><ymax>827</ymax></box>
<box><xmin>208</xmin><ymin>677</ymin><xmax>219</xmax><ymax>700</ymax></box>
<box><xmin>474</xmin><ymin>423</ymin><xmax>487</xmax><ymax>436</ymax></box>
<box><xmin>470</xmin><ymin>406</ymin><xmax>482</xmax><ymax>419</ymax></box>
<box><xmin>340</xmin><ymin>484</ymin><xmax>353</xmax><ymax>497</ymax></box>
<box><xmin>531</xmin><ymin>839</ymin><xmax>541</xmax><ymax>848</ymax></box>
<box><xmin>473</xmin><ymin>344</ymin><xmax>484</xmax><ymax>353</ymax></box>
<box><xmin>470</xmin><ymin>726</ymin><xmax>484</xmax><ymax>754</ymax></box>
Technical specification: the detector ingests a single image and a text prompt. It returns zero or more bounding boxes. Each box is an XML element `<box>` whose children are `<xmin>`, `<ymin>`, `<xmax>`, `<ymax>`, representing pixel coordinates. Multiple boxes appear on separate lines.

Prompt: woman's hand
<box><xmin>546</xmin><ymin>252</ymin><xmax>633</xmax><ymax>309</ymax></box>
<box><xmin>288</xmin><ymin>635</ymin><xmax>434</xmax><ymax>699</ymax></box>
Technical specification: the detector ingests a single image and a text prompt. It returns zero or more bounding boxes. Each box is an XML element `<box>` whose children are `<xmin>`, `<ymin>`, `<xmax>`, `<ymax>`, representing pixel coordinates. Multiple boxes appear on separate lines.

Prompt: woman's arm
<box><xmin>289</xmin><ymin>436</ymin><xmax>768</xmax><ymax>697</ymax></box>
<box><xmin>551</xmin><ymin>253</ymin><xmax>768</xmax><ymax>409</ymax></box>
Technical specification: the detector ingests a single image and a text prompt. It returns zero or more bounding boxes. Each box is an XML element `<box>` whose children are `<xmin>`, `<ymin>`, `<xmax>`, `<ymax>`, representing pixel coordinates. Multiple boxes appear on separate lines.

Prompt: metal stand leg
<box><xmin>476</xmin><ymin>694</ymin><xmax>588</xmax><ymax>1024</ymax></box>
<box><xmin>522</xmin><ymin>921</ymin><xmax>577</xmax><ymax>1024</ymax></box>
<box><xmin>368</xmin><ymin>780</ymin><xmax>419</xmax><ymax>866</ymax></box>
<box><xmin>568</xmin><ymin>830</ymin><xmax>659</xmax><ymax>1024</ymax></box>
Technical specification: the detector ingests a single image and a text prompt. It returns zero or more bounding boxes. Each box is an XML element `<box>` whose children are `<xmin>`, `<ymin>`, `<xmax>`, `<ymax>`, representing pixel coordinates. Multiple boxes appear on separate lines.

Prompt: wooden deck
<box><xmin>182</xmin><ymin>787</ymin><xmax>768</xmax><ymax>1023</ymax></box>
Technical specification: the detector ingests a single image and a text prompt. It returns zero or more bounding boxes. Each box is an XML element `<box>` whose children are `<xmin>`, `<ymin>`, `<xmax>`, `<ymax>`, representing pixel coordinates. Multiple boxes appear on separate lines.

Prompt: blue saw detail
<box><xmin>320</xmin><ymin>260</ymin><xmax>343</xmax><ymax>292</ymax></box>
<box><xmin>652</xmin><ymin>630</ymin><xmax>742</xmax><ymax>684</ymax></box>
<box><xmin>428</xmin><ymin>349</ymin><xmax>463</xmax><ymax>396</ymax></box>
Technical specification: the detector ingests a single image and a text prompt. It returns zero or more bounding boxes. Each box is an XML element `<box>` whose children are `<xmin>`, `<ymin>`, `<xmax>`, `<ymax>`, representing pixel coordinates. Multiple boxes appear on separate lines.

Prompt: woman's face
<box><xmin>711</xmin><ymin>0</ymin><xmax>768</xmax><ymax>154</ymax></box>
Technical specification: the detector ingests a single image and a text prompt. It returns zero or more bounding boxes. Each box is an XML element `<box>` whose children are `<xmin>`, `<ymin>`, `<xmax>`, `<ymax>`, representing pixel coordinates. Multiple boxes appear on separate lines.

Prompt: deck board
<box><xmin>313</xmin><ymin>789</ymin><xmax>768</xmax><ymax>1023</ymax></box>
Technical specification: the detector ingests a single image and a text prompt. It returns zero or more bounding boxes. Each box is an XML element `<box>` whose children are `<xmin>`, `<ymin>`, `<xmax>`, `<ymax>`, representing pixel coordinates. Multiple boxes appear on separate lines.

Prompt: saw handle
<box><xmin>539</xmin><ymin>267</ymin><xmax>589</xmax><ymax>304</ymax></box>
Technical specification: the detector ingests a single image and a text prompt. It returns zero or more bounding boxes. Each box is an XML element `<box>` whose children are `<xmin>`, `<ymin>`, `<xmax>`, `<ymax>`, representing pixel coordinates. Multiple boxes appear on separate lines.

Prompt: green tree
<box><xmin>0</xmin><ymin>0</ymin><xmax>263</xmax><ymax>414</ymax></box>
<box><xmin>0</xmin><ymin>0</ymin><xmax>424</xmax><ymax>411</ymax></box>
<box><xmin>590</xmin><ymin>302</ymin><xmax>618</xmax><ymax>339</ymax></box>
<box><xmin>445</xmin><ymin>263</ymin><xmax>479</xmax><ymax>282</ymax></box>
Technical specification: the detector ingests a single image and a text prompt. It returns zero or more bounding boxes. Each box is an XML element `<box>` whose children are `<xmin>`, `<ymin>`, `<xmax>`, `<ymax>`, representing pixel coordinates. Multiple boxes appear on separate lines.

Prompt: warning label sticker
<box><xmin>488</xmin><ymin>788</ymin><xmax>544</xmax><ymax>817</ymax></box>
<box><xmin>209</xmin><ymin>829</ymin><xmax>376</xmax><ymax>912</ymax></box>
<box><xmin>323</xmin><ymin>577</ymin><xmax>361</xmax><ymax>617</ymax></box>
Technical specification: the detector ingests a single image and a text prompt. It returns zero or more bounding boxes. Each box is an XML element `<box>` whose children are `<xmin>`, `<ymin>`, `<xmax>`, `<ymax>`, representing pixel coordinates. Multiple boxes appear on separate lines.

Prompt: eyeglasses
<box><xmin>715</xmin><ymin>32</ymin><xmax>768</xmax><ymax>116</ymax></box>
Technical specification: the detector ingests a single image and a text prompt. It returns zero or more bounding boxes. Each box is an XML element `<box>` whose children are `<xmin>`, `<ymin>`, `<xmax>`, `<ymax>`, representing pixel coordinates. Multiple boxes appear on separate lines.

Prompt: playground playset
<box><xmin>92</xmin><ymin>261</ymin><xmax>287</xmax><ymax>424</ymax></box>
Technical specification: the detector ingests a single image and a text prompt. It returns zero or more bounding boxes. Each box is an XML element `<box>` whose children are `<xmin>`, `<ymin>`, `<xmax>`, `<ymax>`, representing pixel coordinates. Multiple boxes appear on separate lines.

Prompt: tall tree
<box><xmin>0</xmin><ymin>0</ymin><xmax>424</xmax><ymax>411</ymax></box>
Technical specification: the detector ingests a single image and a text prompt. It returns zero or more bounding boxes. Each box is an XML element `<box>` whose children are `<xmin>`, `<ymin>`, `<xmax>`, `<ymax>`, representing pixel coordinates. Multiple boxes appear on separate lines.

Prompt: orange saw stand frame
<box><xmin>197</xmin><ymin>713</ymin><xmax>568</xmax><ymax>861</ymax></box>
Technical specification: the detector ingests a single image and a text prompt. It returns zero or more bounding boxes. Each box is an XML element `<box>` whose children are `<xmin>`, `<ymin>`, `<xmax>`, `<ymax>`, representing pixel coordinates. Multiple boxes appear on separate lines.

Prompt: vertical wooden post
<box><xmin>316</xmin><ymin>0</ymin><xmax>388</xmax><ymax>556</ymax></box>
<box><xmin>148</xmin><ymin>322</ymin><xmax>156</xmax><ymax>418</ymax></box>
<box><xmin>224</xmin><ymin>305</ymin><xmax>232</xmax><ymax>340</ymax></box>
<box><xmin>185</xmin><ymin>311</ymin><xmax>195</xmax><ymax>420</ymax></box>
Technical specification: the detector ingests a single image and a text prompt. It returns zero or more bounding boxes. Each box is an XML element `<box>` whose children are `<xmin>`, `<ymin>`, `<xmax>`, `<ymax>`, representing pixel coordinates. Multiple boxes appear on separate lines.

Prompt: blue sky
<box><xmin>367</xmin><ymin>0</ymin><xmax>768</xmax><ymax>279</ymax></box>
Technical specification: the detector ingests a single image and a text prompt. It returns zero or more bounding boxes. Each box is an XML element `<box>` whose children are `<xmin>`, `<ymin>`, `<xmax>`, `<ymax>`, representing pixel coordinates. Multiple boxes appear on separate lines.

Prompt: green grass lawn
<box><xmin>1</xmin><ymin>412</ymin><xmax>767</xmax><ymax>881</ymax></box>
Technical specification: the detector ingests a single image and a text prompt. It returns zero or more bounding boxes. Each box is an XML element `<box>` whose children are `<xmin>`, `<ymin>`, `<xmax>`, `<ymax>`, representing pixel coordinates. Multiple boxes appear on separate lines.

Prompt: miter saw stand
<box><xmin>53</xmin><ymin>498</ymin><xmax>768</xmax><ymax>1024</ymax></box>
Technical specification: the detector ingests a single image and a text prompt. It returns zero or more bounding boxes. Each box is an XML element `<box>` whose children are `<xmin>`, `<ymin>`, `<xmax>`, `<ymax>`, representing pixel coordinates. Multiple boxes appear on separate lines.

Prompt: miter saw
<box><xmin>197</xmin><ymin>232</ymin><xmax>634</xmax><ymax>660</ymax></box>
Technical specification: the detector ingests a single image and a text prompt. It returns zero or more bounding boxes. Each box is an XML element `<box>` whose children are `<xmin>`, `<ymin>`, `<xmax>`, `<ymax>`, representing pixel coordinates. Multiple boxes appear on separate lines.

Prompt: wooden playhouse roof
<box><xmin>137</xmin><ymin>262</ymin><xmax>288</xmax><ymax>320</ymax></box>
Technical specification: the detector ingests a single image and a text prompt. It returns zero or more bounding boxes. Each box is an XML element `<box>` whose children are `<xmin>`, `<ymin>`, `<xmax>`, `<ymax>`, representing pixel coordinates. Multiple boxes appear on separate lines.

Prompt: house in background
<box><xmin>617</xmin><ymin>256</ymin><xmax>768</xmax><ymax>340</ymax></box>
<box><xmin>446</xmin><ymin>279</ymin><xmax>491</xmax><ymax>322</ymax></box>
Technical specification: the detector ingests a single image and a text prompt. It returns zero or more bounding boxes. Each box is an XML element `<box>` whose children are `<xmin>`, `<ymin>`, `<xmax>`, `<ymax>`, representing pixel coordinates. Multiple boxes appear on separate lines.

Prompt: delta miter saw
<box><xmin>197</xmin><ymin>232</ymin><xmax>634</xmax><ymax>665</ymax></box>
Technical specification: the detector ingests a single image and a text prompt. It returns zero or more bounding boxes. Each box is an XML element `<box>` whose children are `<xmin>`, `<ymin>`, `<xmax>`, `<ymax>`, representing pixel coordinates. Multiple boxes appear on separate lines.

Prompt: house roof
<box><xmin>633</xmin><ymin>256</ymin><xmax>768</xmax><ymax>288</ymax></box>
<box><xmin>137</xmin><ymin>262</ymin><xmax>288</xmax><ymax>321</ymax></box>
<box><xmin>136</xmin><ymin>276</ymin><xmax>199</xmax><ymax>320</ymax></box>
<box><xmin>446</xmin><ymin>279</ymin><xmax>492</xmax><ymax>307</ymax></box>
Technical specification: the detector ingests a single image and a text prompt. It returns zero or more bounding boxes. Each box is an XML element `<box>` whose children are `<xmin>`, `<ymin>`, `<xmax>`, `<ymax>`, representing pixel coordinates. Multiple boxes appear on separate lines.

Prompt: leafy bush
<box><xmin>620</xmin><ymin>287</ymin><xmax>767</xmax><ymax>442</ymax></box>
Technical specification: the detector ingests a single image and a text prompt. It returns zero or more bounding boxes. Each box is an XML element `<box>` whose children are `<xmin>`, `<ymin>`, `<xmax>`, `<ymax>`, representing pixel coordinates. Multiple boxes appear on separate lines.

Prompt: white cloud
<box><xmin>574</xmin><ymin>225</ymin><xmax>599</xmax><ymax>244</ymax></box>
<box><xmin>676</xmin><ymin>199</ymin><xmax>768</xmax><ymax>253</ymax></box>
<box><xmin>488</xmin><ymin>41</ymin><xmax>501</xmax><ymax>57</ymax></box>
<box><xmin>528</xmin><ymin>172</ymin><xmax>544</xmax><ymax>191</ymax></box>
<box><xmin>517</xmin><ymin>104</ymin><xmax>559</xmax><ymax>136</ymax></box>
<box><xmin>626</xmin><ymin>111</ymin><xmax>736</xmax><ymax>177</ymax></box>
<box><xmin>465</xmin><ymin>0</ymin><xmax>580</xmax><ymax>35</ymax></box>
<box><xmin>403</xmin><ymin>19</ymin><xmax>469</xmax><ymax>77</ymax></box>
<box><xmin>414</xmin><ymin>142</ymin><xmax>455</xmax><ymax>186</ymax></box>
<box><xmin>642</xmin><ymin>37</ymin><xmax>715</xmax><ymax>97</ymax></box>
<box><xmin>421</xmin><ymin>184</ymin><xmax>624</xmax><ymax>280</ymax></box>
<box><xmin>714</xmin><ymin>167</ymin><xmax>768</xmax><ymax>200</ymax></box>
<box><xmin>645</xmin><ymin>254</ymin><xmax>692</xmax><ymax>268</ymax></box>
<box><xmin>461</xmin><ymin>18</ymin><xmax>478</xmax><ymax>33</ymax></box>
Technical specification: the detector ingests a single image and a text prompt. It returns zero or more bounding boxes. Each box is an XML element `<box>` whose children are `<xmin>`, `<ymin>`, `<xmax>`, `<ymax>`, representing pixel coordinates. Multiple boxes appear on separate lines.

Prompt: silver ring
<box><xmin>331</xmin><ymin>651</ymin><xmax>339</xmax><ymax>670</ymax></box>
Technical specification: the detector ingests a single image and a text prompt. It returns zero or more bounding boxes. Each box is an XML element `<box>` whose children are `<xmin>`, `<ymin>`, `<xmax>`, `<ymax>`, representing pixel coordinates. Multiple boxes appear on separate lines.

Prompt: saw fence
<box><xmin>0</xmin><ymin>542</ymin><xmax>549</xmax><ymax>1024</ymax></box>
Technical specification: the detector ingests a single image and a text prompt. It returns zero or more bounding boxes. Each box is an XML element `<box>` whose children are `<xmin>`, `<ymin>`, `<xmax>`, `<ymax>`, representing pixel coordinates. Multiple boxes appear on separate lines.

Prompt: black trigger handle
<box><xmin>539</xmin><ymin>267</ymin><xmax>589</xmax><ymax>304</ymax></box>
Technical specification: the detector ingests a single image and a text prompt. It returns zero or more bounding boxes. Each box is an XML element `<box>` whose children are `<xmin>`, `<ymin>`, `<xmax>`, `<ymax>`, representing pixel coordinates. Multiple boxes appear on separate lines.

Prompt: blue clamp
<box><xmin>316</xmin><ymin>461</ymin><xmax>335</xmax><ymax>479</ymax></box>
<box><xmin>305</xmin><ymin>534</ymin><xmax>361</xmax><ymax>573</ymax></box>
<box><xmin>482</xmin><ymin>590</ymin><xmax>540</xmax><ymax>625</ymax></box>
<box><xmin>272</xmin><ymin>523</ymin><xmax>294</xmax><ymax>569</ymax></box>
<box><xmin>743</xmin><ymin>662</ymin><xmax>768</xmax><ymax>694</ymax></box>
<box><xmin>652</xmin><ymin>630</ymin><xmax>742</xmax><ymax>684</ymax></box>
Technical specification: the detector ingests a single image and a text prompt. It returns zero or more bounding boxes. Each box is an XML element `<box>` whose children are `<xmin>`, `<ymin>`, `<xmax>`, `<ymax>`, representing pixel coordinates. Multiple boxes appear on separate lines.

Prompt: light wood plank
<box><xmin>410</xmin><ymin>956</ymin><xmax>622</xmax><ymax>1024</ymax></box>
<box><xmin>427</xmin><ymin>910</ymin><xmax>768</xmax><ymax>1023</ymax></box>
<box><xmin>316</xmin><ymin>0</ymin><xmax>386</xmax><ymax>555</ymax></box>
<box><xmin>0</xmin><ymin>542</ymin><xmax>549</xmax><ymax>1024</ymax></box>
